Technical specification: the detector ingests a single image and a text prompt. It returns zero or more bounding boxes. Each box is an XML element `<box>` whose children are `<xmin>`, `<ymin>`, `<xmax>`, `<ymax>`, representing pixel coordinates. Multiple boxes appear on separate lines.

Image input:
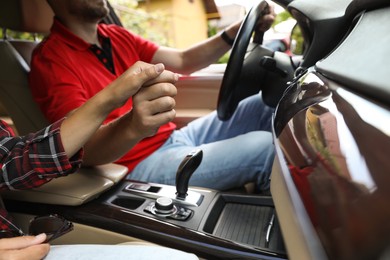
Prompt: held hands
<box><xmin>129</xmin><ymin>63</ymin><xmax>179</xmax><ymax>138</ymax></box>
<box><xmin>0</xmin><ymin>234</ymin><xmax>49</xmax><ymax>260</ymax></box>
<box><xmin>60</xmin><ymin>61</ymin><xmax>178</xmax><ymax>164</ymax></box>
<box><xmin>104</xmin><ymin>61</ymin><xmax>179</xmax><ymax>139</ymax></box>
<box><xmin>104</xmin><ymin>61</ymin><xmax>179</xmax><ymax>111</ymax></box>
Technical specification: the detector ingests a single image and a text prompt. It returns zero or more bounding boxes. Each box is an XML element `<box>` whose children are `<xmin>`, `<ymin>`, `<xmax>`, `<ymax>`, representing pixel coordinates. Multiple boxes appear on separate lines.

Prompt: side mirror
<box><xmin>290</xmin><ymin>23</ymin><xmax>305</xmax><ymax>55</ymax></box>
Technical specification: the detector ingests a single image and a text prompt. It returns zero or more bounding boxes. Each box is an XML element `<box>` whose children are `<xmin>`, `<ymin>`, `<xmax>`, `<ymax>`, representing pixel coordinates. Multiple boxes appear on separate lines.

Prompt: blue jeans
<box><xmin>129</xmin><ymin>93</ymin><xmax>275</xmax><ymax>191</ymax></box>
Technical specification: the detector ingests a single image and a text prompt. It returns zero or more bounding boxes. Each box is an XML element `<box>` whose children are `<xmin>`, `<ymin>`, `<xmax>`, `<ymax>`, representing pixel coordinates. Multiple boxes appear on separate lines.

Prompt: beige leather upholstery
<box><xmin>11</xmin><ymin>213</ymin><xmax>152</xmax><ymax>245</ymax></box>
<box><xmin>0</xmin><ymin>0</ymin><xmax>54</xmax><ymax>135</ymax></box>
<box><xmin>0</xmin><ymin>40</ymin><xmax>48</xmax><ymax>135</ymax></box>
<box><xmin>1</xmin><ymin>164</ymin><xmax>129</xmax><ymax>206</ymax></box>
<box><xmin>0</xmin><ymin>0</ymin><xmax>129</xmax><ymax>206</ymax></box>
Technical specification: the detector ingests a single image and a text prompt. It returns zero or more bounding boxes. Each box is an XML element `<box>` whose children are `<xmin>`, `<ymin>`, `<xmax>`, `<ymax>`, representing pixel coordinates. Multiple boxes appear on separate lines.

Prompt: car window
<box><xmin>108</xmin><ymin>0</ymin><xmax>298</xmax><ymax>63</ymax></box>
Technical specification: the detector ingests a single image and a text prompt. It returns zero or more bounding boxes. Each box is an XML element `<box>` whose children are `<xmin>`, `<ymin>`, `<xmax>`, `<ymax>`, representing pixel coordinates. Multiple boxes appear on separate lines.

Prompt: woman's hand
<box><xmin>0</xmin><ymin>234</ymin><xmax>49</xmax><ymax>260</ymax></box>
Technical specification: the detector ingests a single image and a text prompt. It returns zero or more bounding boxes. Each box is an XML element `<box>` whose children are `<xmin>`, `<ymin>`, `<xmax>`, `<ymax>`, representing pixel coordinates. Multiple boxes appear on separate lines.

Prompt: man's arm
<box><xmin>151</xmin><ymin>4</ymin><xmax>275</xmax><ymax>75</ymax></box>
<box><xmin>151</xmin><ymin>21</ymin><xmax>239</xmax><ymax>75</ymax></box>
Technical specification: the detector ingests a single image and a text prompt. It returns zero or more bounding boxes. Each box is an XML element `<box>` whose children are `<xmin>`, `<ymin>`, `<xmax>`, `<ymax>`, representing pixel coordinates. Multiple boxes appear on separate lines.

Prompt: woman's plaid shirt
<box><xmin>0</xmin><ymin>119</ymin><xmax>82</xmax><ymax>237</ymax></box>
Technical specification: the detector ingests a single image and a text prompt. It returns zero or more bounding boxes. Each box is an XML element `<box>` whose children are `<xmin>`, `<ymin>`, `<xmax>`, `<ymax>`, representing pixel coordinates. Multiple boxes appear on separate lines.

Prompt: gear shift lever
<box><xmin>176</xmin><ymin>149</ymin><xmax>203</xmax><ymax>200</ymax></box>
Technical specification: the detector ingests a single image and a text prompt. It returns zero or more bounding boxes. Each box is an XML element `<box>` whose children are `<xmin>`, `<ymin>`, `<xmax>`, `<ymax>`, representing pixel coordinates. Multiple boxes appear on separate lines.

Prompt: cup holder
<box><xmin>111</xmin><ymin>197</ymin><xmax>145</xmax><ymax>210</ymax></box>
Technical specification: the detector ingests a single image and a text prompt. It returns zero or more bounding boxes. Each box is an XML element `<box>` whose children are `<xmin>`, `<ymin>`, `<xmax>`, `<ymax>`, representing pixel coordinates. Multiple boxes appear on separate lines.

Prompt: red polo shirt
<box><xmin>29</xmin><ymin>19</ymin><xmax>176</xmax><ymax>172</ymax></box>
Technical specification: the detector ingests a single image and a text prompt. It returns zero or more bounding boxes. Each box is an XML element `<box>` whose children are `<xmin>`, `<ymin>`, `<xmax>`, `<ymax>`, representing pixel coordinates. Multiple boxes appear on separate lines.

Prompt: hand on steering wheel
<box><xmin>254</xmin><ymin>3</ymin><xmax>276</xmax><ymax>44</ymax></box>
<box><xmin>217</xmin><ymin>1</ymin><xmax>276</xmax><ymax>120</ymax></box>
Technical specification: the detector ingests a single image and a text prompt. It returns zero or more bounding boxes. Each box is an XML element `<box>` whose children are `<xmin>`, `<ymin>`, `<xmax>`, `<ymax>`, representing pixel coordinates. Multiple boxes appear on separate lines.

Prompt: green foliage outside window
<box><xmin>0</xmin><ymin>30</ymin><xmax>44</xmax><ymax>41</ymax></box>
<box><xmin>109</xmin><ymin>0</ymin><xmax>171</xmax><ymax>46</ymax></box>
<box><xmin>291</xmin><ymin>25</ymin><xmax>304</xmax><ymax>55</ymax></box>
<box><xmin>273</xmin><ymin>10</ymin><xmax>292</xmax><ymax>27</ymax></box>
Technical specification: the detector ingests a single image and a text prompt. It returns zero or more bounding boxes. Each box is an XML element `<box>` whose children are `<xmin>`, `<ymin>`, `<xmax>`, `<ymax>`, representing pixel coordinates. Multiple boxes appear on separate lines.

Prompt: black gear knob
<box><xmin>175</xmin><ymin>149</ymin><xmax>203</xmax><ymax>199</ymax></box>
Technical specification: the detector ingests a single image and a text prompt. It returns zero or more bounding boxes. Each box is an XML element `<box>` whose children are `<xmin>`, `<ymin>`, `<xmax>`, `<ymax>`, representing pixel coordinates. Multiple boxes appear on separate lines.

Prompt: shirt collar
<box><xmin>50</xmin><ymin>18</ymin><xmax>109</xmax><ymax>51</ymax></box>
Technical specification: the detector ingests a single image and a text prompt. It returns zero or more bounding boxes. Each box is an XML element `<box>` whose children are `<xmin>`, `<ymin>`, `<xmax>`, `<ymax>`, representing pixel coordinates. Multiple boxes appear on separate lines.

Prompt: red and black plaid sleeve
<box><xmin>0</xmin><ymin>119</ymin><xmax>83</xmax><ymax>235</ymax></box>
<box><xmin>0</xmin><ymin>119</ymin><xmax>83</xmax><ymax>190</ymax></box>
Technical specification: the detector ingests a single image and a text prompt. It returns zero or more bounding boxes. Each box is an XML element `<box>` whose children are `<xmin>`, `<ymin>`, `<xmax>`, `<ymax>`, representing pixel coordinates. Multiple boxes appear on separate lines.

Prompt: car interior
<box><xmin>0</xmin><ymin>0</ymin><xmax>389</xmax><ymax>259</ymax></box>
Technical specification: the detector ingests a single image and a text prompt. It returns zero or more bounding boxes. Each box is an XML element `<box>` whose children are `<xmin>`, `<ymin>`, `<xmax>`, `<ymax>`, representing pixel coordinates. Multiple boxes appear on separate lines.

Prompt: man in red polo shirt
<box><xmin>29</xmin><ymin>0</ymin><xmax>276</xmax><ymax>192</ymax></box>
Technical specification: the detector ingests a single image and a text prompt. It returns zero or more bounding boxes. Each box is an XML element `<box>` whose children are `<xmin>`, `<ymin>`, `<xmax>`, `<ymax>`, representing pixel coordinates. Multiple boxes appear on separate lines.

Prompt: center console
<box><xmin>5</xmin><ymin>178</ymin><xmax>287</xmax><ymax>259</ymax></box>
<box><xmin>99</xmin><ymin>178</ymin><xmax>287</xmax><ymax>259</ymax></box>
<box><xmin>4</xmin><ymin>150</ymin><xmax>287</xmax><ymax>259</ymax></box>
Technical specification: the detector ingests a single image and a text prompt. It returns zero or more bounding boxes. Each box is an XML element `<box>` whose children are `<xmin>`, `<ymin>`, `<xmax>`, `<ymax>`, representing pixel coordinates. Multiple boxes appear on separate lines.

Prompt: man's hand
<box><xmin>0</xmin><ymin>234</ymin><xmax>49</xmax><ymax>260</ymax></box>
<box><xmin>256</xmin><ymin>3</ymin><xmax>276</xmax><ymax>33</ymax></box>
<box><xmin>127</xmin><ymin>69</ymin><xmax>178</xmax><ymax>138</ymax></box>
<box><xmin>103</xmin><ymin>61</ymin><xmax>179</xmax><ymax>112</ymax></box>
<box><xmin>223</xmin><ymin>1</ymin><xmax>276</xmax><ymax>45</ymax></box>
<box><xmin>254</xmin><ymin>3</ymin><xmax>276</xmax><ymax>44</ymax></box>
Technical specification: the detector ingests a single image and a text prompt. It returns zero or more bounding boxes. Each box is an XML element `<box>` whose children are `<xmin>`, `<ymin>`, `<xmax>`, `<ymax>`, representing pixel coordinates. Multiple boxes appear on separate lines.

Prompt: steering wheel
<box><xmin>217</xmin><ymin>1</ymin><xmax>271</xmax><ymax>121</ymax></box>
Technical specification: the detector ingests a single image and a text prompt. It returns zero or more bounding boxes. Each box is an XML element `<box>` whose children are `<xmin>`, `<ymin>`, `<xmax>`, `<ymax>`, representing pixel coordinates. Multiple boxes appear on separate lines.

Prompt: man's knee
<box><xmin>243</xmin><ymin>131</ymin><xmax>274</xmax><ymax>151</ymax></box>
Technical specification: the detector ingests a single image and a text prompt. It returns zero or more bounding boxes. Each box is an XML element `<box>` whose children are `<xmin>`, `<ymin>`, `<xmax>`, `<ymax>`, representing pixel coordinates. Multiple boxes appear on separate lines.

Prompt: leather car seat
<box><xmin>0</xmin><ymin>0</ymin><xmax>54</xmax><ymax>135</ymax></box>
<box><xmin>0</xmin><ymin>0</ymin><xmax>130</xmax><ymax>207</ymax></box>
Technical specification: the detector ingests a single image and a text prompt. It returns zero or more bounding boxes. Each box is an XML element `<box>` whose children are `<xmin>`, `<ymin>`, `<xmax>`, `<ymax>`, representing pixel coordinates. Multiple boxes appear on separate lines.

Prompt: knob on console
<box><xmin>154</xmin><ymin>197</ymin><xmax>175</xmax><ymax>214</ymax></box>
